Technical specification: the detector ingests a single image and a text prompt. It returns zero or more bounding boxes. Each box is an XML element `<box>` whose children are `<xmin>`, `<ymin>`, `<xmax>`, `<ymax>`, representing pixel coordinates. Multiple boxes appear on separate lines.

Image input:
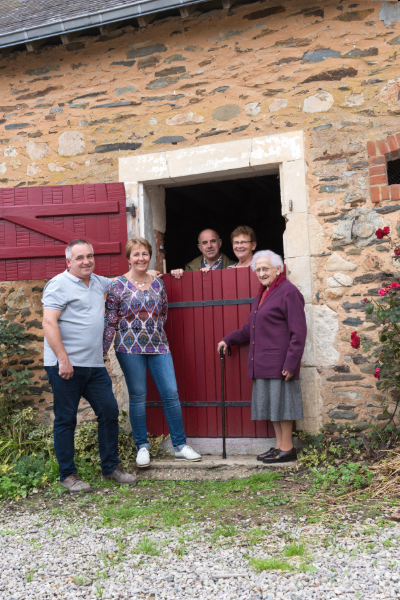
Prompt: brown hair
<box><xmin>125</xmin><ymin>237</ymin><xmax>153</xmax><ymax>260</ymax></box>
<box><xmin>230</xmin><ymin>225</ymin><xmax>257</xmax><ymax>243</ymax></box>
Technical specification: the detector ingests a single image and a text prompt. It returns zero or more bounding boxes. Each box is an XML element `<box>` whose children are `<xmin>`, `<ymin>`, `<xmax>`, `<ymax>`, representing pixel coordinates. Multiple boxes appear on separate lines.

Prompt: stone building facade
<box><xmin>1</xmin><ymin>0</ymin><xmax>400</xmax><ymax>435</ymax></box>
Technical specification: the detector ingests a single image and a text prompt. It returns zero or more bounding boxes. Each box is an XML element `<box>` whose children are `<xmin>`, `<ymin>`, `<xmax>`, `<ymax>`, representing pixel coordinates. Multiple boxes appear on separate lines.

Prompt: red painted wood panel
<box><xmin>0</xmin><ymin>183</ymin><xmax>127</xmax><ymax>280</ymax></box>
<box><xmin>146</xmin><ymin>268</ymin><xmax>274</xmax><ymax>439</ymax></box>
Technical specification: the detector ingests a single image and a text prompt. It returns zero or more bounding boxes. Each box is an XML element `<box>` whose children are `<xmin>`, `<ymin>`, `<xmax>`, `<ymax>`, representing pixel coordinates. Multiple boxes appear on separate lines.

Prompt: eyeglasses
<box><xmin>233</xmin><ymin>241</ymin><xmax>252</xmax><ymax>247</ymax></box>
<box><xmin>255</xmin><ymin>267</ymin><xmax>274</xmax><ymax>274</ymax></box>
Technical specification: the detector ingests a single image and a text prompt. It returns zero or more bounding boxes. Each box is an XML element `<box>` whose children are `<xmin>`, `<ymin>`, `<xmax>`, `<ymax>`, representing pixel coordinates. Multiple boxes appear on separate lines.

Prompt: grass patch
<box><xmin>212</xmin><ymin>522</ymin><xmax>237</xmax><ymax>541</ymax></box>
<box><xmin>133</xmin><ymin>535</ymin><xmax>160</xmax><ymax>556</ymax></box>
<box><xmin>249</xmin><ymin>557</ymin><xmax>293</xmax><ymax>573</ymax></box>
<box><xmin>284</xmin><ymin>542</ymin><xmax>306</xmax><ymax>557</ymax></box>
<box><xmin>258</xmin><ymin>493</ymin><xmax>291</xmax><ymax>507</ymax></box>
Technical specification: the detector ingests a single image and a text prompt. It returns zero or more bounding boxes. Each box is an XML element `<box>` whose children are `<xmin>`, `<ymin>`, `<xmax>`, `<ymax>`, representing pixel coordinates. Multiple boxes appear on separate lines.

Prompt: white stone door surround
<box><xmin>119</xmin><ymin>130</ymin><xmax>328</xmax><ymax>433</ymax></box>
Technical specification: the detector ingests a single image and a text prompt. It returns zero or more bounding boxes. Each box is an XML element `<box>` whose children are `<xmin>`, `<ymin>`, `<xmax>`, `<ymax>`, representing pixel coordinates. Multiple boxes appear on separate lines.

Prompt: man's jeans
<box><xmin>116</xmin><ymin>353</ymin><xmax>186</xmax><ymax>450</ymax></box>
<box><xmin>45</xmin><ymin>366</ymin><xmax>119</xmax><ymax>481</ymax></box>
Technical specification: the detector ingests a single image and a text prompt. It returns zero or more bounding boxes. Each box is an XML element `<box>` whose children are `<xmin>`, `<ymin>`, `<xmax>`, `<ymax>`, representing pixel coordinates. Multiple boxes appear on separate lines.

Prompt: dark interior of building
<box><xmin>164</xmin><ymin>174</ymin><xmax>285</xmax><ymax>272</ymax></box>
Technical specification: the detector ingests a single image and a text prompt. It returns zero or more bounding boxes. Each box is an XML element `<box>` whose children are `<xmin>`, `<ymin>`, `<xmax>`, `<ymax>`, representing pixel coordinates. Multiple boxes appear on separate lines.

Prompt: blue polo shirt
<box><xmin>42</xmin><ymin>270</ymin><xmax>112</xmax><ymax>367</ymax></box>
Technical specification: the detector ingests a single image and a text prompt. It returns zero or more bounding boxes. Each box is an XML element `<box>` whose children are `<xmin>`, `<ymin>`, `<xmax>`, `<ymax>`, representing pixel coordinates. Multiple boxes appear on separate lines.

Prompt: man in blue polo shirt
<box><xmin>42</xmin><ymin>238</ymin><xmax>136</xmax><ymax>493</ymax></box>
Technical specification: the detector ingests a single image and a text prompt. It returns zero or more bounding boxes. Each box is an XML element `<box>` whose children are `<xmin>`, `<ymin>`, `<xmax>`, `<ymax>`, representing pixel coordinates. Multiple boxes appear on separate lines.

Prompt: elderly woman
<box><xmin>103</xmin><ymin>237</ymin><xmax>201</xmax><ymax>468</ymax></box>
<box><xmin>217</xmin><ymin>250</ymin><xmax>307</xmax><ymax>464</ymax></box>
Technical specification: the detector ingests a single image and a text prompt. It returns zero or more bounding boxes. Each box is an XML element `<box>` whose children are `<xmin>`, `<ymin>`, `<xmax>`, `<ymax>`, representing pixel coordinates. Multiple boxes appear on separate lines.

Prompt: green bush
<box><xmin>74</xmin><ymin>411</ymin><xmax>167</xmax><ymax>467</ymax></box>
<box><xmin>309</xmin><ymin>462</ymin><xmax>373</xmax><ymax>496</ymax></box>
<box><xmin>0</xmin><ymin>454</ymin><xmax>59</xmax><ymax>500</ymax></box>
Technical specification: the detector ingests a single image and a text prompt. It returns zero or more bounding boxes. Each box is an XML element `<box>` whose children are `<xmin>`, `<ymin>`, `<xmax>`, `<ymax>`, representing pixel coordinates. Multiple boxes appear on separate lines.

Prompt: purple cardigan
<box><xmin>222</xmin><ymin>280</ymin><xmax>307</xmax><ymax>380</ymax></box>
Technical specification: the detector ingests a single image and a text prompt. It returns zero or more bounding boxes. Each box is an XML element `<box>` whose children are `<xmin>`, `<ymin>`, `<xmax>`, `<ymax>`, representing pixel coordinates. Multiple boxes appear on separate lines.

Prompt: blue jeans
<box><xmin>45</xmin><ymin>366</ymin><xmax>120</xmax><ymax>481</ymax></box>
<box><xmin>116</xmin><ymin>352</ymin><xmax>186</xmax><ymax>450</ymax></box>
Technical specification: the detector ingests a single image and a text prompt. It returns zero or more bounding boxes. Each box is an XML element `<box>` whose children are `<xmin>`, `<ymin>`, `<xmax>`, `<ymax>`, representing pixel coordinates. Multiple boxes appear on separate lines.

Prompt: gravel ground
<box><xmin>1</xmin><ymin>495</ymin><xmax>400</xmax><ymax>600</ymax></box>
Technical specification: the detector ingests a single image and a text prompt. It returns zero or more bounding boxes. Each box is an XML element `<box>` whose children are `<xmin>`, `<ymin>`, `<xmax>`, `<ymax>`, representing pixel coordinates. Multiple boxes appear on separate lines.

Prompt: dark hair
<box><xmin>230</xmin><ymin>225</ymin><xmax>257</xmax><ymax>243</ymax></box>
<box><xmin>65</xmin><ymin>239</ymin><xmax>93</xmax><ymax>259</ymax></box>
<box><xmin>197</xmin><ymin>229</ymin><xmax>220</xmax><ymax>244</ymax></box>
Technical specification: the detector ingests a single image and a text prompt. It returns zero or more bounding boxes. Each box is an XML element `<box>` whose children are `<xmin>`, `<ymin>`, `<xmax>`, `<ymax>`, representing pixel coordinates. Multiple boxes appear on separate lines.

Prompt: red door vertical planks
<box><xmin>211</xmin><ymin>270</ymin><xmax>224</xmax><ymax>437</ymax></box>
<box><xmin>203</xmin><ymin>272</ymin><xmax>218</xmax><ymax>437</ymax></box>
<box><xmin>170</xmin><ymin>274</ymin><xmax>187</xmax><ymax>433</ymax></box>
<box><xmin>182</xmin><ymin>272</ymin><xmax>198</xmax><ymax>437</ymax></box>
<box><xmin>192</xmin><ymin>271</ymin><xmax>208</xmax><ymax>437</ymax></box>
<box><xmin>237</xmin><ymin>267</ymin><xmax>255</xmax><ymax>438</ymax></box>
<box><xmin>221</xmin><ymin>268</ymin><xmax>242</xmax><ymax>437</ymax></box>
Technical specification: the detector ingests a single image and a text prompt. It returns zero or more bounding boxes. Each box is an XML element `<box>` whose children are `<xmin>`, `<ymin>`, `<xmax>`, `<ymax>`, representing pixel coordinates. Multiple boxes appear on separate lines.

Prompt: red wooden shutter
<box><xmin>0</xmin><ymin>183</ymin><xmax>128</xmax><ymax>280</ymax></box>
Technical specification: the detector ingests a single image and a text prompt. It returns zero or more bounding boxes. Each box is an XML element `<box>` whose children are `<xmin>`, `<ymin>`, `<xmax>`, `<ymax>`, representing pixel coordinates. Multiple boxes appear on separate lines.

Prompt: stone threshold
<box><xmin>148</xmin><ymin>455</ymin><xmax>296</xmax><ymax>469</ymax></box>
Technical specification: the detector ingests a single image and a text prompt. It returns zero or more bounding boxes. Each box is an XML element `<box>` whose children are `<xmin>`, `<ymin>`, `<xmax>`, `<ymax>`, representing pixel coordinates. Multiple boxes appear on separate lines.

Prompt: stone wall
<box><xmin>1</xmin><ymin>0</ymin><xmax>400</xmax><ymax>432</ymax></box>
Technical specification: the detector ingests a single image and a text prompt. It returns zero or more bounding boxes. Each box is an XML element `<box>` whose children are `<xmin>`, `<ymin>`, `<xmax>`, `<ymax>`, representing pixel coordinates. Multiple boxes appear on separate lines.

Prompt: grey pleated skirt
<box><xmin>251</xmin><ymin>378</ymin><xmax>303</xmax><ymax>421</ymax></box>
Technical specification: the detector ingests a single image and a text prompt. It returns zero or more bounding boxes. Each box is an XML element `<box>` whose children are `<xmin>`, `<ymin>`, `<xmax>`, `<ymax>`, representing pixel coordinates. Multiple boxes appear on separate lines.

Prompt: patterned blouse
<box><xmin>103</xmin><ymin>276</ymin><xmax>170</xmax><ymax>355</ymax></box>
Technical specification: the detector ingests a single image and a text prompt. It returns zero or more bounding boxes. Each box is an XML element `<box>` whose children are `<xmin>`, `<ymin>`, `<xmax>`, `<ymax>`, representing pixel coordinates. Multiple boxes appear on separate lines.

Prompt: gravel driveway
<box><xmin>1</xmin><ymin>498</ymin><xmax>399</xmax><ymax>600</ymax></box>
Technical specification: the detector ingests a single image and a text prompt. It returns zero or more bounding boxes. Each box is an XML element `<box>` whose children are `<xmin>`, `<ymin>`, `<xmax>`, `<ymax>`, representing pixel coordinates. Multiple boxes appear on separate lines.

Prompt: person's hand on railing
<box><xmin>217</xmin><ymin>341</ymin><xmax>228</xmax><ymax>354</ymax></box>
<box><xmin>200</xmin><ymin>267</ymin><xmax>210</xmax><ymax>274</ymax></box>
<box><xmin>171</xmin><ymin>269</ymin><xmax>184</xmax><ymax>279</ymax></box>
<box><xmin>147</xmin><ymin>269</ymin><xmax>163</xmax><ymax>278</ymax></box>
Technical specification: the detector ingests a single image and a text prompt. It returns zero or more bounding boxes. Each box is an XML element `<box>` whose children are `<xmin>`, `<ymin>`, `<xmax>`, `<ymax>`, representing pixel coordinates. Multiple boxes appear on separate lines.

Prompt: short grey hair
<box><xmin>251</xmin><ymin>250</ymin><xmax>284</xmax><ymax>272</ymax></box>
<box><xmin>65</xmin><ymin>239</ymin><xmax>94</xmax><ymax>260</ymax></box>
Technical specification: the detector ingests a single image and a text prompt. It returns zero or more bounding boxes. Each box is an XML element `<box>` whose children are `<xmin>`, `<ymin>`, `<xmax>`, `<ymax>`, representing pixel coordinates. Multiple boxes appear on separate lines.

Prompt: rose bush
<box><xmin>349</xmin><ymin>228</ymin><xmax>400</xmax><ymax>420</ymax></box>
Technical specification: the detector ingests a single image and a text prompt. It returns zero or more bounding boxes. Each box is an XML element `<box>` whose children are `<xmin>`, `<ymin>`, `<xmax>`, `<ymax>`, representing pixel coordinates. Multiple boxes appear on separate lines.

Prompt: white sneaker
<box><xmin>174</xmin><ymin>445</ymin><xmax>202</xmax><ymax>462</ymax></box>
<box><xmin>136</xmin><ymin>447</ymin><xmax>151</xmax><ymax>468</ymax></box>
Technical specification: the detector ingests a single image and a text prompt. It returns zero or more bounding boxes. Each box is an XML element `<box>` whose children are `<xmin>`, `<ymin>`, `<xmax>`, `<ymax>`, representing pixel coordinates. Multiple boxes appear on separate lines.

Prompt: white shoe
<box><xmin>136</xmin><ymin>447</ymin><xmax>150</xmax><ymax>468</ymax></box>
<box><xmin>174</xmin><ymin>445</ymin><xmax>202</xmax><ymax>462</ymax></box>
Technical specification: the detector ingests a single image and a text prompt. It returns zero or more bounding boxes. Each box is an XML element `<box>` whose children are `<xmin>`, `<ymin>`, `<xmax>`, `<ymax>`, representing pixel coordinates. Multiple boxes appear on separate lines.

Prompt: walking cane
<box><xmin>220</xmin><ymin>346</ymin><xmax>231</xmax><ymax>459</ymax></box>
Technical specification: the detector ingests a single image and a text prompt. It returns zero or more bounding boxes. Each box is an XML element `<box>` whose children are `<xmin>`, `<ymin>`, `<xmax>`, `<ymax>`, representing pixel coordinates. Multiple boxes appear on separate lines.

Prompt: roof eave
<box><xmin>0</xmin><ymin>0</ymin><xmax>206</xmax><ymax>49</ymax></box>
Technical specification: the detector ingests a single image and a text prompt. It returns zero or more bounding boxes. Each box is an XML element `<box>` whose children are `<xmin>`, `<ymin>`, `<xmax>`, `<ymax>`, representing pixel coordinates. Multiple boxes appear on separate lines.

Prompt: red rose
<box><xmin>363</xmin><ymin>298</ymin><xmax>369</xmax><ymax>303</ymax></box>
<box><xmin>391</xmin><ymin>282</ymin><xmax>400</xmax><ymax>289</ymax></box>
<box><xmin>376</xmin><ymin>227</ymin><xmax>390</xmax><ymax>239</ymax></box>
<box><xmin>394</xmin><ymin>248</ymin><xmax>400</xmax><ymax>256</ymax></box>
<box><xmin>374</xmin><ymin>367</ymin><xmax>381</xmax><ymax>380</ymax></box>
<box><xmin>350</xmin><ymin>331</ymin><xmax>361</xmax><ymax>349</ymax></box>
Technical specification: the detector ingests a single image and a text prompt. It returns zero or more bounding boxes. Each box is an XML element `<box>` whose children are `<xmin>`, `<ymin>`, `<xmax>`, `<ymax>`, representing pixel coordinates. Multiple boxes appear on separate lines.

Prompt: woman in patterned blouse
<box><xmin>103</xmin><ymin>237</ymin><xmax>201</xmax><ymax>468</ymax></box>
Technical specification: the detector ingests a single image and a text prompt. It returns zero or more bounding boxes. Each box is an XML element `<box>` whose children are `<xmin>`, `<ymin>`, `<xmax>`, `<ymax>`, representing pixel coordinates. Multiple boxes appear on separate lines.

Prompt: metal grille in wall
<box><xmin>387</xmin><ymin>158</ymin><xmax>400</xmax><ymax>186</ymax></box>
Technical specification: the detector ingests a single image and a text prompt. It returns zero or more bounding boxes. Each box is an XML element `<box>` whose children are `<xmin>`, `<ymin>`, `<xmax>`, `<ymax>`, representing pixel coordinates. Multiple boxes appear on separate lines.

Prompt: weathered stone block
<box><xmin>285</xmin><ymin>256</ymin><xmax>312</xmax><ymax>303</ymax></box>
<box><xmin>303</xmin><ymin>91</ymin><xmax>334</xmax><ymax>113</ymax></box>
<box><xmin>280</xmin><ymin>159</ymin><xmax>308</xmax><ymax>215</ymax></box>
<box><xmin>58</xmin><ymin>131</ymin><xmax>85</xmax><ymax>157</ymax></box>
<box><xmin>6</xmin><ymin>288</ymin><xmax>30</xmax><ymax>310</ymax></box>
<box><xmin>329</xmin><ymin>410</ymin><xmax>359</xmax><ymax>420</ymax></box>
<box><xmin>325</xmin><ymin>253</ymin><xmax>357</xmax><ymax>272</ymax></box>
<box><xmin>250</xmin><ymin>130</ymin><xmax>304</xmax><ymax>166</ymax></box>
<box><xmin>120</xmin><ymin>153</ymin><xmax>170</xmax><ymax>184</ymax></box>
<box><xmin>302</xmin><ymin>304</ymin><xmax>339</xmax><ymax>368</ymax></box>
<box><xmin>283</xmin><ymin>213</ymin><xmax>310</xmax><ymax>258</ymax></box>
<box><xmin>211</xmin><ymin>104</ymin><xmax>241</xmax><ymax>121</ymax></box>
<box><xmin>342</xmin><ymin>317</ymin><xmax>363</xmax><ymax>327</ymax></box>
<box><xmin>326</xmin><ymin>374</ymin><xmax>364</xmax><ymax>381</ymax></box>
<box><xmin>360</xmin><ymin>364</ymin><xmax>377</xmax><ymax>374</ymax></box>
<box><xmin>167</xmin><ymin>139</ymin><xmax>252</xmax><ymax>182</ymax></box>
<box><xmin>324</xmin><ymin>287</ymin><xmax>344</xmax><ymax>300</ymax></box>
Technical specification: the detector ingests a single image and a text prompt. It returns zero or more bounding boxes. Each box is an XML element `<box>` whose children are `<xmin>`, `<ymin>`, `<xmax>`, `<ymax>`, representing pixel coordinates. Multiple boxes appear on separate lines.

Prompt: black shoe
<box><xmin>257</xmin><ymin>448</ymin><xmax>279</xmax><ymax>461</ymax></box>
<box><xmin>263</xmin><ymin>447</ymin><xmax>297</xmax><ymax>464</ymax></box>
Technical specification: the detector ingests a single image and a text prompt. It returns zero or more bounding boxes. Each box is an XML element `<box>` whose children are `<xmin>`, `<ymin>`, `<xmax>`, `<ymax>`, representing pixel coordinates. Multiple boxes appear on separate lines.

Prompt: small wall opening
<box><xmin>163</xmin><ymin>174</ymin><xmax>285</xmax><ymax>271</ymax></box>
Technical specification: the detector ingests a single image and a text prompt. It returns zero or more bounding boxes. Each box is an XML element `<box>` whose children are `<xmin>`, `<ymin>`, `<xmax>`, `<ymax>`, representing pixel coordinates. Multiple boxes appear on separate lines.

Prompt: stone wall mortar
<box><xmin>1</xmin><ymin>0</ymin><xmax>400</xmax><ymax>432</ymax></box>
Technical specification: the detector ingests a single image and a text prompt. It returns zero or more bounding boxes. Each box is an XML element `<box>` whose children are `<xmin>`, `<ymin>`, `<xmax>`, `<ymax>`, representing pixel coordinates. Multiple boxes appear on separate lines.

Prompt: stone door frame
<box><xmin>119</xmin><ymin>130</ymin><xmax>325</xmax><ymax>433</ymax></box>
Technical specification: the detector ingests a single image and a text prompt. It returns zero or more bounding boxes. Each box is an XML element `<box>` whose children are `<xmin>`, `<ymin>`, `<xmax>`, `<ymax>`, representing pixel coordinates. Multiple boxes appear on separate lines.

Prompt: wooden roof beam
<box><xmin>26</xmin><ymin>39</ymin><xmax>45</xmax><ymax>52</ymax></box>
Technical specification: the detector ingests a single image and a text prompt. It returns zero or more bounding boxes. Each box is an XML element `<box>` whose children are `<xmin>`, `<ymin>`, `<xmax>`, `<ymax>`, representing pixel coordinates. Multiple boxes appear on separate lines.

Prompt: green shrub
<box><xmin>0</xmin><ymin>454</ymin><xmax>59</xmax><ymax>500</ymax></box>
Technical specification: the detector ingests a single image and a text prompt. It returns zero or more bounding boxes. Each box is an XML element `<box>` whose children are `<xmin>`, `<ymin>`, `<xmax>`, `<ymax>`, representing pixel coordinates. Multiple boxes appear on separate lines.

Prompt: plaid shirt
<box><xmin>201</xmin><ymin>255</ymin><xmax>223</xmax><ymax>270</ymax></box>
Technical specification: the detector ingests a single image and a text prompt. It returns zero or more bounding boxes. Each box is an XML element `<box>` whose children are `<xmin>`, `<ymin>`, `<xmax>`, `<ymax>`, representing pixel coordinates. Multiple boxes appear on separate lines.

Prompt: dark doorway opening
<box><xmin>164</xmin><ymin>174</ymin><xmax>285</xmax><ymax>272</ymax></box>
